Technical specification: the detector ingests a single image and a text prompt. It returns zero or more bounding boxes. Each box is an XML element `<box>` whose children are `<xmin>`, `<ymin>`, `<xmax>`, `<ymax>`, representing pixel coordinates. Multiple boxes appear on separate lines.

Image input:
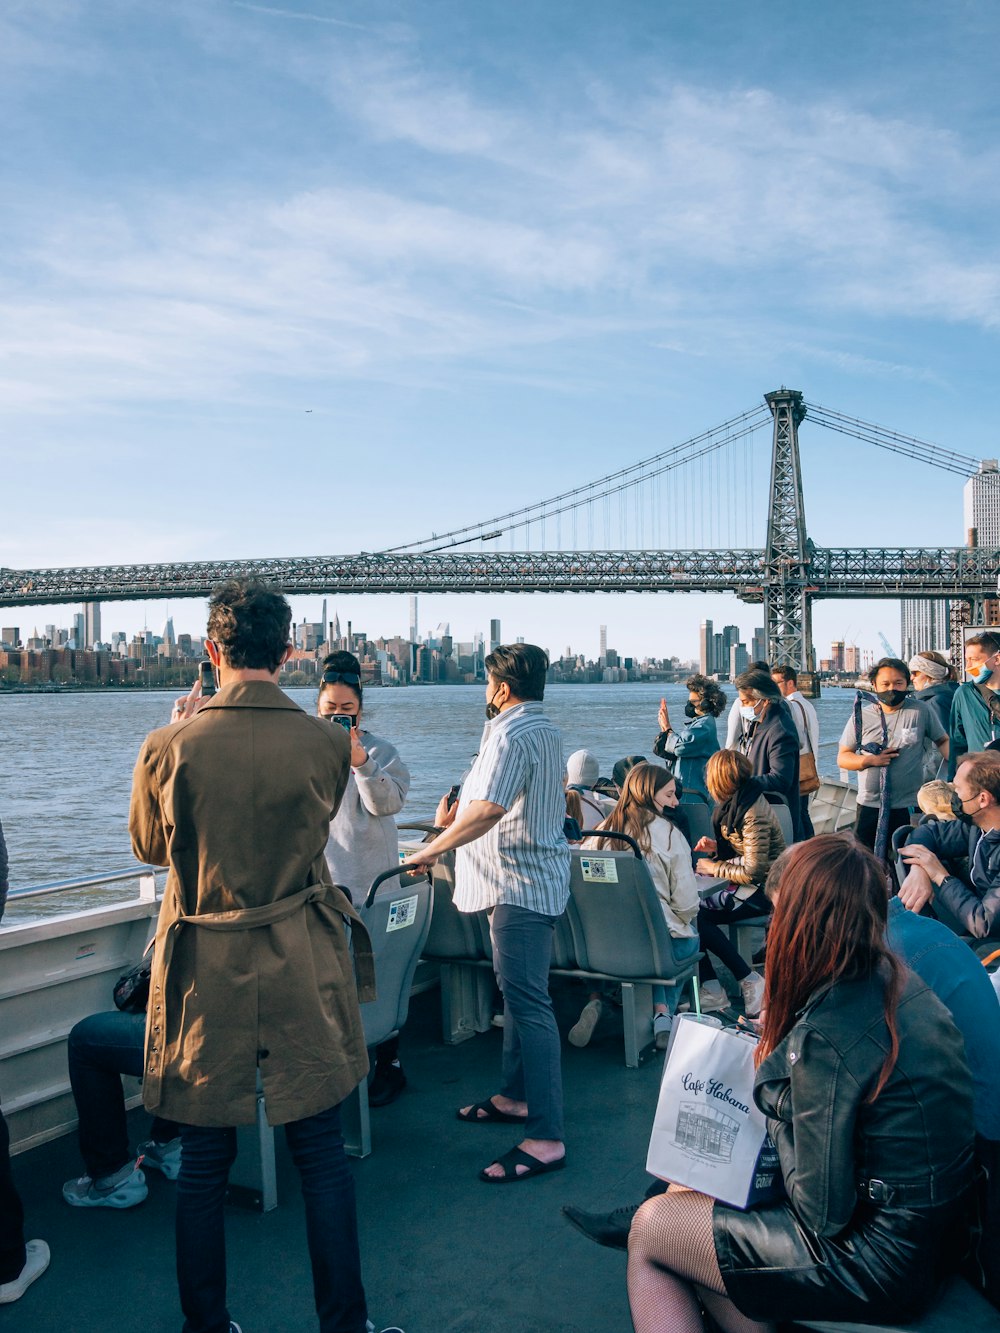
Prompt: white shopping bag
<box><xmin>646</xmin><ymin>1014</ymin><xmax>783</xmax><ymax>1210</ymax></box>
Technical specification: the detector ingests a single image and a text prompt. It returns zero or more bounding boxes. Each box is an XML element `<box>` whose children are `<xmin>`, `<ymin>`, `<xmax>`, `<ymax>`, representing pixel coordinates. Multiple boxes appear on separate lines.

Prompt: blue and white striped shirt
<box><xmin>454</xmin><ymin>702</ymin><xmax>570</xmax><ymax>916</ymax></box>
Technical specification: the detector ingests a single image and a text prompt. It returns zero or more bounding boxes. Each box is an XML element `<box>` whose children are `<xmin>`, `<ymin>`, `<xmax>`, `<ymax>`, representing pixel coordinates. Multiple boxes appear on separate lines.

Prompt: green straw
<box><xmin>692</xmin><ymin>975</ymin><xmax>702</xmax><ymax>1017</ymax></box>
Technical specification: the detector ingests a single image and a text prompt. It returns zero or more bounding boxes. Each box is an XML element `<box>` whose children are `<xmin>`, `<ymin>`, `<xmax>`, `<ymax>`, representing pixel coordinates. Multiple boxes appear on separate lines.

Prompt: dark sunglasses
<box><xmin>321</xmin><ymin>669</ymin><xmax>361</xmax><ymax>687</ymax></box>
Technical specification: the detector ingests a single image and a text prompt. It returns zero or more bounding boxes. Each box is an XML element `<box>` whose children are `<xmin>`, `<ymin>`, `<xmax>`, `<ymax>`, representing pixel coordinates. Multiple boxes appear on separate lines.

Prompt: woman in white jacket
<box><xmin>318</xmin><ymin>652</ymin><xmax>411</xmax><ymax>1105</ymax></box>
<box><xmin>570</xmin><ymin>764</ymin><xmax>700</xmax><ymax>1051</ymax></box>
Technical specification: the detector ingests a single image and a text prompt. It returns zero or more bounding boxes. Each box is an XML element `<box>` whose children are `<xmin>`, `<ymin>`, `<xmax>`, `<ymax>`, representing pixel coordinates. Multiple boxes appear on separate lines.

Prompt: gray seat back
<box><xmin>679</xmin><ymin>803</ymin><xmax>713</xmax><ymax>855</ymax></box>
<box><xmin>419</xmin><ymin>851</ymin><xmax>490</xmax><ymax>962</ymax></box>
<box><xmin>357</xmin><ymin>868</ymin><xmax>433</xmax><ymax>1048</ymax></box>
<box><xmin>567</xmin><ymin>848</ymin><xmax>691</xmax><ymax>979</ymax></box>
<box><xmin>770</xmin><ymin>800</ymin><xmax>794</xmax><ymax>846</ymax></box>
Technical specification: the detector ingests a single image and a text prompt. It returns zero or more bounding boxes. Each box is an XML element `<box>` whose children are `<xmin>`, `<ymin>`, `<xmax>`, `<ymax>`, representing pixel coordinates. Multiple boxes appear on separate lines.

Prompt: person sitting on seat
<box><xmin>612</xmin><ymin>754</ymin><xmax>647</xmax><ymax>794</ymax></box>
<box><xmin>653</xmin><ymin>675</ymin><xmax>725</xmax><ymax>804</ymax></box>
<box><xmin>566</xmin><ymin>749</ymin><xmax>615</xmax><ymax>830</ymax></box>
<box><xmin>61</xmin><ymin>1010</ymin><xmax>181</xmax><ymax>1208</ymax></box>
<box><xmin>691</xmin><ymin>750</ymin><xmax>783</xmax><ymax>1017</ymax></box>
<box><xmin>569</xmin><ymin>765</ymin><xmax>700</xmax><ymax>1051</ymax></box>
<box><xmin>899</xmin><ymin>750</ymin><xmax>1000</xmax><ymax>939</ymax></box>
<box><xmin>733</xmin><ymin>669</ymin><xmax>802</xmax><ymax>840</ymax></box>
<box><xmin>916</xmin><ymin>779</ymin><xmax>959</xmax><ymax>822</ymax></box>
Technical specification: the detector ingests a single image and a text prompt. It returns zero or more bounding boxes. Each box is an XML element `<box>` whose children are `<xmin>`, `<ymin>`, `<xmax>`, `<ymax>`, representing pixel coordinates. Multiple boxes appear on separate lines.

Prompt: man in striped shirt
<box><xmin>403</xmin><ymin>644</ymin><xmax>570</xmax><ymax>1182</ymax></box>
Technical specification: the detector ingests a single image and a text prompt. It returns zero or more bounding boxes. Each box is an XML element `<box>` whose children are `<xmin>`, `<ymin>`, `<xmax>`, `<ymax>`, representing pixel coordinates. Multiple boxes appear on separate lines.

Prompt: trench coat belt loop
<box><xmin>146</xmin><ymin>881</ymin><xmax>376</xmax><ymax>1094</ymax></box>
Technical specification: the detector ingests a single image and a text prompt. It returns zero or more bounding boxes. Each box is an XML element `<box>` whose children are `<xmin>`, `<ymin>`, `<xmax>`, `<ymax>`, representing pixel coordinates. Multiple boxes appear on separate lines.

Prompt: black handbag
<box><xmin>113</xmin><ymin>940</ymin><xmax>154</xmax><ymax>1014</ymax></box>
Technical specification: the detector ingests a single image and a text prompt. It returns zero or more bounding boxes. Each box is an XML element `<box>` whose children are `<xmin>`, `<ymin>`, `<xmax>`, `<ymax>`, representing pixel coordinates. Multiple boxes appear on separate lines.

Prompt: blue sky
<box><xmin>2</xmin><ymin>0</ymin><xmax>999</xmax><ymax>661</ymax></box>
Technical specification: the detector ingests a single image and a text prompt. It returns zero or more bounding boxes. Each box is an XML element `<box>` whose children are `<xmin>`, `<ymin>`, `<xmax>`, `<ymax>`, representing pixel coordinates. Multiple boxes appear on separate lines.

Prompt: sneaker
<box><xmin>368</xmin><ymin>1061</ymin><xmax>407</xmax><ymax>1108</ymax></box>
<box><xmin>229</xmin><ymin>1324</ymin><xmax>242</xmax><ymax>1333</ymax></box>
<box><xmin>740</xmin><ymin>971</ymin><xmax>766</xmax><ymax>1018</ymax></box>
<box><xmin>137</xmin><ymin>1136</ymin><xmax>182</xmax><ymax>1180</ymax></box>
<box><xmin>653</xmin><ymin>1013</ymin><xmax>673</xmax><ymax>1050</ymax></box>
<box><xmin>490</xmin><ymin>1010</ymin><xmax>505</xmax><ymax>1028</ymax></box>
<box><xmin>698</xmin><ymin>981</ymin><xmax>730</xmax><ymax>1013</ymax></box>
<box><xmin>0</xmin><ymin>1240</ymin><xmax>50</xmax><ymax>1304</ymax></box>
<box><xmin>62</xmin><ymin>1160</ymin><xmax>148</xmax><ymax>1209</ymax></box>
<box><xmin>568</xmin><ymin>998</ymin><xmax>603</xmax><ymax>1047</ymax></box>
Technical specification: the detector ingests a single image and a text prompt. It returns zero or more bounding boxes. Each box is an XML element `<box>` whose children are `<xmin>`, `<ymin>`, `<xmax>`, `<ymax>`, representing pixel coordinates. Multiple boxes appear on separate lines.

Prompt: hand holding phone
<box><xmin>330</xmin><ymin>714</ymin><xmax>353</xmax><ymax>731</ymax></box>
<box><xmin>199</xmin><ymin>661</ymin><xmax>217</xmax><ymax>698</ymax></box>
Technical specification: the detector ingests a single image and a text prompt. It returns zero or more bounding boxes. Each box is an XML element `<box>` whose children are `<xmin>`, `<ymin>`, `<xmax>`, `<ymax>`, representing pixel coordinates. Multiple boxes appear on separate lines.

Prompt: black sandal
<box><xmin>479</xmin><ymin>1146</ymin><xmax>567</xmax><ymax>1183</ymax></box>
<box><xmin>456</xmin><ymin>1098</ymin><xmax>528</xmax><ymax>1125</ymax></box>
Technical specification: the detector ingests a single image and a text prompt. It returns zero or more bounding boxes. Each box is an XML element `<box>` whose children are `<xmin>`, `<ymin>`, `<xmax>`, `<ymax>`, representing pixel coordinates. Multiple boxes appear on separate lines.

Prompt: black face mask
<box><xmin>486</xmin><ymin>685</ymin><xmax>504</xmax><ymax>720</ymax></box>
<box><xmin>684</xmin><ymin>701</ymin><xmax>698</xmax><ymax>719</ymax></box>
<box><xmin>876</xmin><ymin>689</ymin><xmax>908</xmax><ymax>708</ymax></box>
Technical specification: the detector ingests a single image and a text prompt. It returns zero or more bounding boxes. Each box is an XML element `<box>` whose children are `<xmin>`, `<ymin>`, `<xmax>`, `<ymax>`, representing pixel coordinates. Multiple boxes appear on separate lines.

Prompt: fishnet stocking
<box><xmin>627</xmin><ymin>1187</ymin><xmax>775</xmax><ymax>1333</ymax></box>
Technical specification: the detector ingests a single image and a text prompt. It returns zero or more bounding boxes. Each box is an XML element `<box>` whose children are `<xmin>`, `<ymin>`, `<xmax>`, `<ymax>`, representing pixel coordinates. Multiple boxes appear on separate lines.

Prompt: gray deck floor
<box><xmin>4</xmin><ymin>983</ymin><xmax>682</xmax><ymax>1333</ymax></box>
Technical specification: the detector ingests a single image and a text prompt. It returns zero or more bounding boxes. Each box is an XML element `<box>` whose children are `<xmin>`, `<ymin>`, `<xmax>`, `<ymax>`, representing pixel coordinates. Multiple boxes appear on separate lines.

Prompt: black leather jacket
<box><xmin>754</xmin><ymin>970</ymin><xmax>974</xmax><ymax>1237</ymax></box>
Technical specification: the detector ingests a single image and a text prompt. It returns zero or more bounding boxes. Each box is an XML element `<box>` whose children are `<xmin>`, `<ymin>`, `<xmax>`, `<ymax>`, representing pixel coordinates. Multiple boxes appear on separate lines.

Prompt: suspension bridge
<box><xmin>3</xmin><ymin>389</ymin><xmax>998</xmax><ymax>669</ymax></box>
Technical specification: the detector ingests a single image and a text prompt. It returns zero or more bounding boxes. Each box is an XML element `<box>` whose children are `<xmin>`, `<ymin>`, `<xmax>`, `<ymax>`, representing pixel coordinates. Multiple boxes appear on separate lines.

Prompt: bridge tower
<box><xmin>763</xmin><ymin>389</ymin><xmax>812</xmax><ymax>670</ymax></box>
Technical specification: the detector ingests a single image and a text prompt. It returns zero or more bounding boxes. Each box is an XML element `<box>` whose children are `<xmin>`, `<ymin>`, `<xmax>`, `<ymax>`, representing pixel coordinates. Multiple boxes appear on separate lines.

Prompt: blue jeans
<box><xmin>67</xmin><ymin>1010</ymin><xmax>178</xmax><ymax>1178</ymax></box>
<box><xmin>490</xmin><ymin>903</ymin><xmax>564</xmax><ymax>1142</ymax></box>
<box><xmin>0</xmin><ymin>1103</ymin><xmax>25</xmax><ymax>1284</ymax></box>
<box><xmin>177</xmin><ymin>1102</ymin><xmax>367</xmax><ymax>1333</ymax></box>
<box><xmin>653</xmin><ymin>935</ymin><xmax>700</xmax><ymax>1009</ymax></box>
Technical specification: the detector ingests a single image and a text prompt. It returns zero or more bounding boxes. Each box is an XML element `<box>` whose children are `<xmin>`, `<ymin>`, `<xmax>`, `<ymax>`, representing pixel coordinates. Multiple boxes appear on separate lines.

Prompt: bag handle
<box><xmin>791</xmin><ymin>699</ymin><xmax>815</xmax><ymax>757</ymax></box>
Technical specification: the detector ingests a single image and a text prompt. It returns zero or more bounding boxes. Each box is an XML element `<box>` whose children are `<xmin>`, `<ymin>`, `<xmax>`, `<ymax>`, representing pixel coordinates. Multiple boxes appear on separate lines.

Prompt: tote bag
<box><xmin>646</xmin><ymin>1014</ymin><xmax>783</xmax><ymax>1209</ymax></box>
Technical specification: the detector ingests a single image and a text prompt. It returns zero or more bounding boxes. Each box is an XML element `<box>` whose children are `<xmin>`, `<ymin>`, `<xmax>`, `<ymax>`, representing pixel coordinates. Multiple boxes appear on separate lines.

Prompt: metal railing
<box><xmin>7</xmin><ymin>865</ymin><xmax>164</xmax><ymax>902</ymax></box>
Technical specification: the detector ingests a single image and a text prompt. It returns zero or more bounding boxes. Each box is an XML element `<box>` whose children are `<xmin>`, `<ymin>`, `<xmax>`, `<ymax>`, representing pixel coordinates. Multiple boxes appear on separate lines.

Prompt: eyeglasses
<box><xmin>321</xmin><ymin>669</ymin><xmax>361</xmax><ymax>687</ymax></box>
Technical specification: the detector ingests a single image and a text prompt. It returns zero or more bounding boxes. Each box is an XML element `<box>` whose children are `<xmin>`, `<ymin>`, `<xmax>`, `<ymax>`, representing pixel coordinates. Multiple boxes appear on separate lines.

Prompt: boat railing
<box><xmin>7</xmin><ymin>865</ymin><xmax>164</xmax><ymax>902</ymax></box>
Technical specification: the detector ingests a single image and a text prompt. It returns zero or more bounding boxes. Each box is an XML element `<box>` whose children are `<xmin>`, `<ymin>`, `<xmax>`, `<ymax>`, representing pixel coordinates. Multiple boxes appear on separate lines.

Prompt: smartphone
<box><xmin>446</xmin><ymin>783</ymin><xmax>461</xmax><ymax>810</ymax></box>
<box><xmin>199</xmin><ymin>661</ymin><xmax>216</xmax><ymax>698</ymax></box>
<box><xmin>330</xmin><ymin>714</ymin><xmax>354</xmax><ymax>732</ymax></box>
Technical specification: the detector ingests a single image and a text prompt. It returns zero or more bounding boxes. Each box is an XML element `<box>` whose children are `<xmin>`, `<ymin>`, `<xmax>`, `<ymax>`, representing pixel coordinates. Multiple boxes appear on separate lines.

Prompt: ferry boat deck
<box><xmin>7</xmin><ymin>982</ymin><xmax>667</xmax><ymax>1333</ymax></box>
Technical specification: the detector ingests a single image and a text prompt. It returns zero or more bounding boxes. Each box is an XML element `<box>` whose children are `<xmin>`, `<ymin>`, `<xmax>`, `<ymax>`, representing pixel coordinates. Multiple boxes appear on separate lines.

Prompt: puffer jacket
<box><xmin>754</xmin><ymin>970</ymin><xmax>974</xmax><ymax>1237</ymax></box>
<box><xmin>714</xmin><ymin>795</ymin><xmax>785</xmax><ymax>889</ymax></box>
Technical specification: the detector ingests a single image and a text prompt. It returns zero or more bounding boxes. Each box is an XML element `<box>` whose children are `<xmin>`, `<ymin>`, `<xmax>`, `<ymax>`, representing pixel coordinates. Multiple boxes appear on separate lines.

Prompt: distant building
<box><xmin>729</xmin><ymin>642</ymin><xmax>749</xmax><ymax>679</ymax></box>
<box><xmin>490</xmin><ymin>619</ymin><xmax>501</xmax><ymax>653</ymax></box>
<box><xmin>1</xmin><ymin>628</ymin><xmax>19</xmax><ymax>649</ymax></box>
<box><xmin>900</xmin><ymin>600</ymin><xmax>950</xmax><ymax>661</ymax></box>
<box><xmin>84</xmin><ymin>603</ymin><xmax>101</xmax><ymax>650</ymax></box>
<box><xmin>751</xmin><ymin>627</ymin><xmax>767</xmax><ymax>665</ymax></box>
<box><xmin>830</xmin><ymin>640</ymin><xmax>845</xmax><ymax>673</ymax></box>
<box><xmin>409</xmin><ymin>596</ymin><xmax>418</xmax><ymax>644</ymax></box>
<box><xmin>699</xmin><ymin>619</ymin><xmax>714</xmax><ymax>675</ymax></box>
<box><xmin>964</xmin><ymin>461</ymin><xmax>1000</xmax><ymax>546</ymax></box>
<box><xmin>844</xmin><ymin>645</ymin><xmax>861</xmax><ymax>674</ymax></box>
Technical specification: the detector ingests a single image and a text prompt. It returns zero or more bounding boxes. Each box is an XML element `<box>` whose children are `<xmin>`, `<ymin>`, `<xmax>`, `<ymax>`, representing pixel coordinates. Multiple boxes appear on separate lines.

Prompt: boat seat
<box><xmin>342</xmin><ymin>867</ymin><xmax>433</xmax><ymax>1159</ymax></box>
<box><xmin>792</xmin><ymin>1274</ymin><xmax>1000</xmax><ymax>1332</ymax></box>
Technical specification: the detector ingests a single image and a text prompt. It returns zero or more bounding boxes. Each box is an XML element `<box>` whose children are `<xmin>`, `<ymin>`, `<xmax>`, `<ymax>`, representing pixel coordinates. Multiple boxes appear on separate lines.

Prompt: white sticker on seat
<box><xmin>580</xmin><ymin>857</ymin><xmax>619</xmax><ymax>883</ymax></box>
<box><xmin>386</xmin><ymin>895</ymin><xmax>419</xmax><ymax>930</ymax></box>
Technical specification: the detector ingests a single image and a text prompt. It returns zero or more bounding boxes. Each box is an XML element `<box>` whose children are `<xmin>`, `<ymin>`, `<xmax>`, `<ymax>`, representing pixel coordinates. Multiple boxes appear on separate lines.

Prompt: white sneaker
<box><xmin>740</xmin><ymin>971</ymin><xmax>766</xmax><ymax>1018</ymax></box>
<box><xmin>568</xmin><ymin>998</ymin><xmax>603</xmax><ymax>1047</ymax></box>
<box><xmin>0</xmin><ymin>1240</ymin><xmax>50</xmax><ymax>1304</ymax></box>
<box><xmin>698</xmin><ymin>981</ymin><xmax>730</xmax><ymax>1013</ymax></box>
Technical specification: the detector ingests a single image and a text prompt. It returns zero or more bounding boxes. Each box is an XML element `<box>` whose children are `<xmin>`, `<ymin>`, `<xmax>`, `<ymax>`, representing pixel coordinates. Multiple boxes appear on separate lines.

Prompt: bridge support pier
<box><xmin>763</xmin><ymin>389</ymin><xmax>813</xmax><ymax>671</ymax></box>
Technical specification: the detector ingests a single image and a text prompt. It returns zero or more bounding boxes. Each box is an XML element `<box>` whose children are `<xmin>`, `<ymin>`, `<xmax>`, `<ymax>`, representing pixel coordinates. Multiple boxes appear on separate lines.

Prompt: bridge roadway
<box><xmin>3</xmin><ymin>546</ymin><xmax>1000</xmax><ymax>607</ymax></box>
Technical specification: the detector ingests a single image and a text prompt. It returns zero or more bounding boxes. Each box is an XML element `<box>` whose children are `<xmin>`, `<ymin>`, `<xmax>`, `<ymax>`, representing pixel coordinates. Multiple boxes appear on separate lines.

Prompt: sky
<box><xmin>2</xmin><ymin>0</ymin><xmax>999</xmax><ymax>663</ymax></box>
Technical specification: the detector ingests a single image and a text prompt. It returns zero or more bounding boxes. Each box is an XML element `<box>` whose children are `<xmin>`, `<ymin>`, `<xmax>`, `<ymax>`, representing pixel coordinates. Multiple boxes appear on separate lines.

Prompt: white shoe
<box><xmin>0</xmin><ymin>1240</ymin><xmax>50</xmax><ymax>1304</ymax></box>
<box><xmin>568</xmin><ymin>998</ymin><xmax>603</xmax><ymax>1047</ymax></box>
<box><xmin>740</xmin><ymin>971</ymin><xmax>766</xmax><ymax>1018</ymax></box>
<box><xmin>698</xmin><ymin>981</ymin><xmax>730</xmax><ymax>1013</ymax></box>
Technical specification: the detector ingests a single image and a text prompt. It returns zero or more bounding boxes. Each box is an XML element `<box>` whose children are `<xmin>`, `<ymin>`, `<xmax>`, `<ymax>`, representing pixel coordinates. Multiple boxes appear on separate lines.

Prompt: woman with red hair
<box><xmin>627</xmin><ymin>834</ymin><xmax>975</xmax><ymax>1333</ymax></box>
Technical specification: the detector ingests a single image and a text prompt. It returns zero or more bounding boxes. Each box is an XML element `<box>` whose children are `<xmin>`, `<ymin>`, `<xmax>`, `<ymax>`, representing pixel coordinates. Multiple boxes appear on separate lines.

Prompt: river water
<box><xmin>0</xmin><ymin>682</ymin><xmax>856</xmax><ymax>920</ymax></box>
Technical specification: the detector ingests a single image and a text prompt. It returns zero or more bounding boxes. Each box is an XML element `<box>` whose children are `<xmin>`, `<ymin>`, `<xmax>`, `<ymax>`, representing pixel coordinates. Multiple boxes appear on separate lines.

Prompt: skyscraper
<box><xmin>729</xmin><ymin>642</ymin><xmax>749</xmax><ymax>678</ymax></box>
<box><xmin>964</xmin><ymin>461</ymin><xmax>1000</xmax><ymax>546</ymax></box>
<box><xmin>490</xmin><ymin>619</ymin><xmax>501</xmax><ymax>653</ymax></box>
<box><xmin>900</xmin><ymin>601</ymin><xmax>950</xmax><ymax>660</ymax></box>
<box><xmin>751</xmin><ymin>627</ymin><xmax>767</xmax><ymax>665</ymax></box>
<box><xmin>84</xmin><ymin>602</ymin><xmax>101</xmax><ymax>648</ymax></box>
<box><xmin>699</xmin><ymin>619</ymin><xmax>714</xmax><ymax>675</ymax></box>
<box><xmin>599</xmin><ymin>624</ymin><xmax>608</xmax><ymax>667</ymax></box>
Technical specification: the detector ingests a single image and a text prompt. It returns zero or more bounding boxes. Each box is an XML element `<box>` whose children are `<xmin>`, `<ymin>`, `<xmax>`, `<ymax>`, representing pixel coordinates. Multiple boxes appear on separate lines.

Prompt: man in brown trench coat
<box><xmin>129</xmin><ymin>580</ymin><xmax>396</xmax><ymax>1333</ymax></box>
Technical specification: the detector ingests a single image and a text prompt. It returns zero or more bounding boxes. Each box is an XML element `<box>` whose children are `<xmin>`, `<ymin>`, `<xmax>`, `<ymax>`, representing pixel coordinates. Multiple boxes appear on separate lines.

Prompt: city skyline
<box><xmin>3</xmin><ymin>4</ymin><xmax>999</xmax><ymax>657</ymax></box>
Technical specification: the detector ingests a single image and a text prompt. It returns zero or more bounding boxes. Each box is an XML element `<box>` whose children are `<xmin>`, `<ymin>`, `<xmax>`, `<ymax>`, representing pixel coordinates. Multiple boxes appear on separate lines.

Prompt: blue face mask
<box><xmin>974</xmin><ymin>664</ymin><xmax>994</xmax><ymax>685</ymax></box>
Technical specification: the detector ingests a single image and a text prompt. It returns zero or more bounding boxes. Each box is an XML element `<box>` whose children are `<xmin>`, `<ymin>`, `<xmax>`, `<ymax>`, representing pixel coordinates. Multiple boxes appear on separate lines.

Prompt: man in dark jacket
<box><xmin>734</xmin><ymin>669</ymin><xmax>802</xmax><ymax>841</ymax></box>
<box><xmin>899</xmin><ymin>750</ymin><xmax>1000</xmax><ymax>938</ymax></box>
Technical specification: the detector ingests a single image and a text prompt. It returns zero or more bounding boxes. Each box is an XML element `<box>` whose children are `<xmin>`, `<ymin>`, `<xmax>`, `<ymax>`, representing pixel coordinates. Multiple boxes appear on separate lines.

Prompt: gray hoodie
<box><xmin>324</xmin><ymin>731</ymin><xmax>410</xmax><ymax>903</ymax></box>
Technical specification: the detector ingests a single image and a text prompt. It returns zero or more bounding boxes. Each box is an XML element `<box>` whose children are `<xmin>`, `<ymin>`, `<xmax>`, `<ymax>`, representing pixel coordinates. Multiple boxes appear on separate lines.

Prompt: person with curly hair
<box><xmin>653</xmin><ymin>674</ymin><xmax>726</xmax><ymax>803</ymax></box>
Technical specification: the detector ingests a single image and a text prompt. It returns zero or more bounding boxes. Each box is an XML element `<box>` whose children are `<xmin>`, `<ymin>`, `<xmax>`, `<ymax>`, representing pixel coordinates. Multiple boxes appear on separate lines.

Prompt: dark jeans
<box><xmin>0</xmin><ymin>1103</ymin><xmax>26</xmax><ymax>1284</ymax></box>
<box><xmin>854</xmin><ymin>804</ymin><xmax>912</xmax><ymax>854</ymax></box>
<box><xmin>698</xmin><ymin>890</ymin><xmax>771</xmax><ymax>984</ymax></box>
<box><xmin>490</xmin><ymin>903</ymin><xmax>564</xmax><ymax>1142</ymax></box>
<box><xmin>67</xmin><ymin>1010</ymin><xmax>178</xmax><ymax>1179</ymax></box>
<box><xmin>799</xmin><ymin>794</ymin><xmax>815</xmax><ymax>839</ymax></box>
<box><xmin>177</xmin><ymin>1101</ymin><xmax>366</xmax><ymax>1333</ymax></box>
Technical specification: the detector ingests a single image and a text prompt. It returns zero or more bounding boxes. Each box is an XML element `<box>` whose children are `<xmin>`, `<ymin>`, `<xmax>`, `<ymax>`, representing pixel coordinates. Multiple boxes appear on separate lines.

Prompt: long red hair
<box><xmin>757</xmin><ymin>835</ymin><xmax>902</xmax><ymax>1100</ymax></box>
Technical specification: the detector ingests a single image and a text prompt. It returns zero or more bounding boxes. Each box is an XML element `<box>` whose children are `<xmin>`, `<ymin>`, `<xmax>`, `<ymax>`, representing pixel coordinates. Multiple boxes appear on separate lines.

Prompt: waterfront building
<box><xmin>409</xmin><ymin>595</ymin><xmax>418</xmax><ymax>643</ymax></box>
<box><xmin>751</xmin><ymin>626</ymin><xmax>767</xmax><ymax>664</ymax></box>
<box><xmin>699</xmin><ymin>618</ymin><xmax>714</xmax><ymax>675</ymax></box>
<box><xmin>964</xmin><ymin>460</ymin><xmax>1000</xmax><ymax>545</ymax></box>
<box><xmin>900</xmin><ymin>600</ymin><xmax>950</xmax><ymax>660</ymax></box>
<box><xmin>84</xmin><ymin>603</ymin><xmax>101</xmax><ymax>650</ymax></box>
<box><xmin>729</xmin><ymin>641</ymin><xmax>749</xmax><ymax>679</ymax></box>
<box><xmin>489</xmin><ymin>617</ymin><xmax>501</xmax><ymax>653</ymax></box>
<box><xmin>1</xmin><ymin>627</ymin><xmax>18</xmax><ymax>649</ymax></box>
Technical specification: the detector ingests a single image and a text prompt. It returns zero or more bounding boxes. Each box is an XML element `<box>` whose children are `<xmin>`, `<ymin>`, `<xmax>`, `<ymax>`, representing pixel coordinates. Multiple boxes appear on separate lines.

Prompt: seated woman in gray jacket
<box><xmin>318</xmin><ymin>652</ymin><xmax>411</xmax><ymax>1106</ymax></box>
<box><xmin>628</xmin><ymin>833</ymin><xmax>975</xmax><ymax>1333</ymax></box>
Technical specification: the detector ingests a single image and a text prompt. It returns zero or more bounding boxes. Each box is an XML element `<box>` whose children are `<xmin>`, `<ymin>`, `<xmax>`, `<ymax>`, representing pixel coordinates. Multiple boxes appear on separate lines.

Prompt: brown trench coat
<box><xmin>129</xmin><ymin>681</ymin><xmax>374</xmax><ymax>1128</ymax></box>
